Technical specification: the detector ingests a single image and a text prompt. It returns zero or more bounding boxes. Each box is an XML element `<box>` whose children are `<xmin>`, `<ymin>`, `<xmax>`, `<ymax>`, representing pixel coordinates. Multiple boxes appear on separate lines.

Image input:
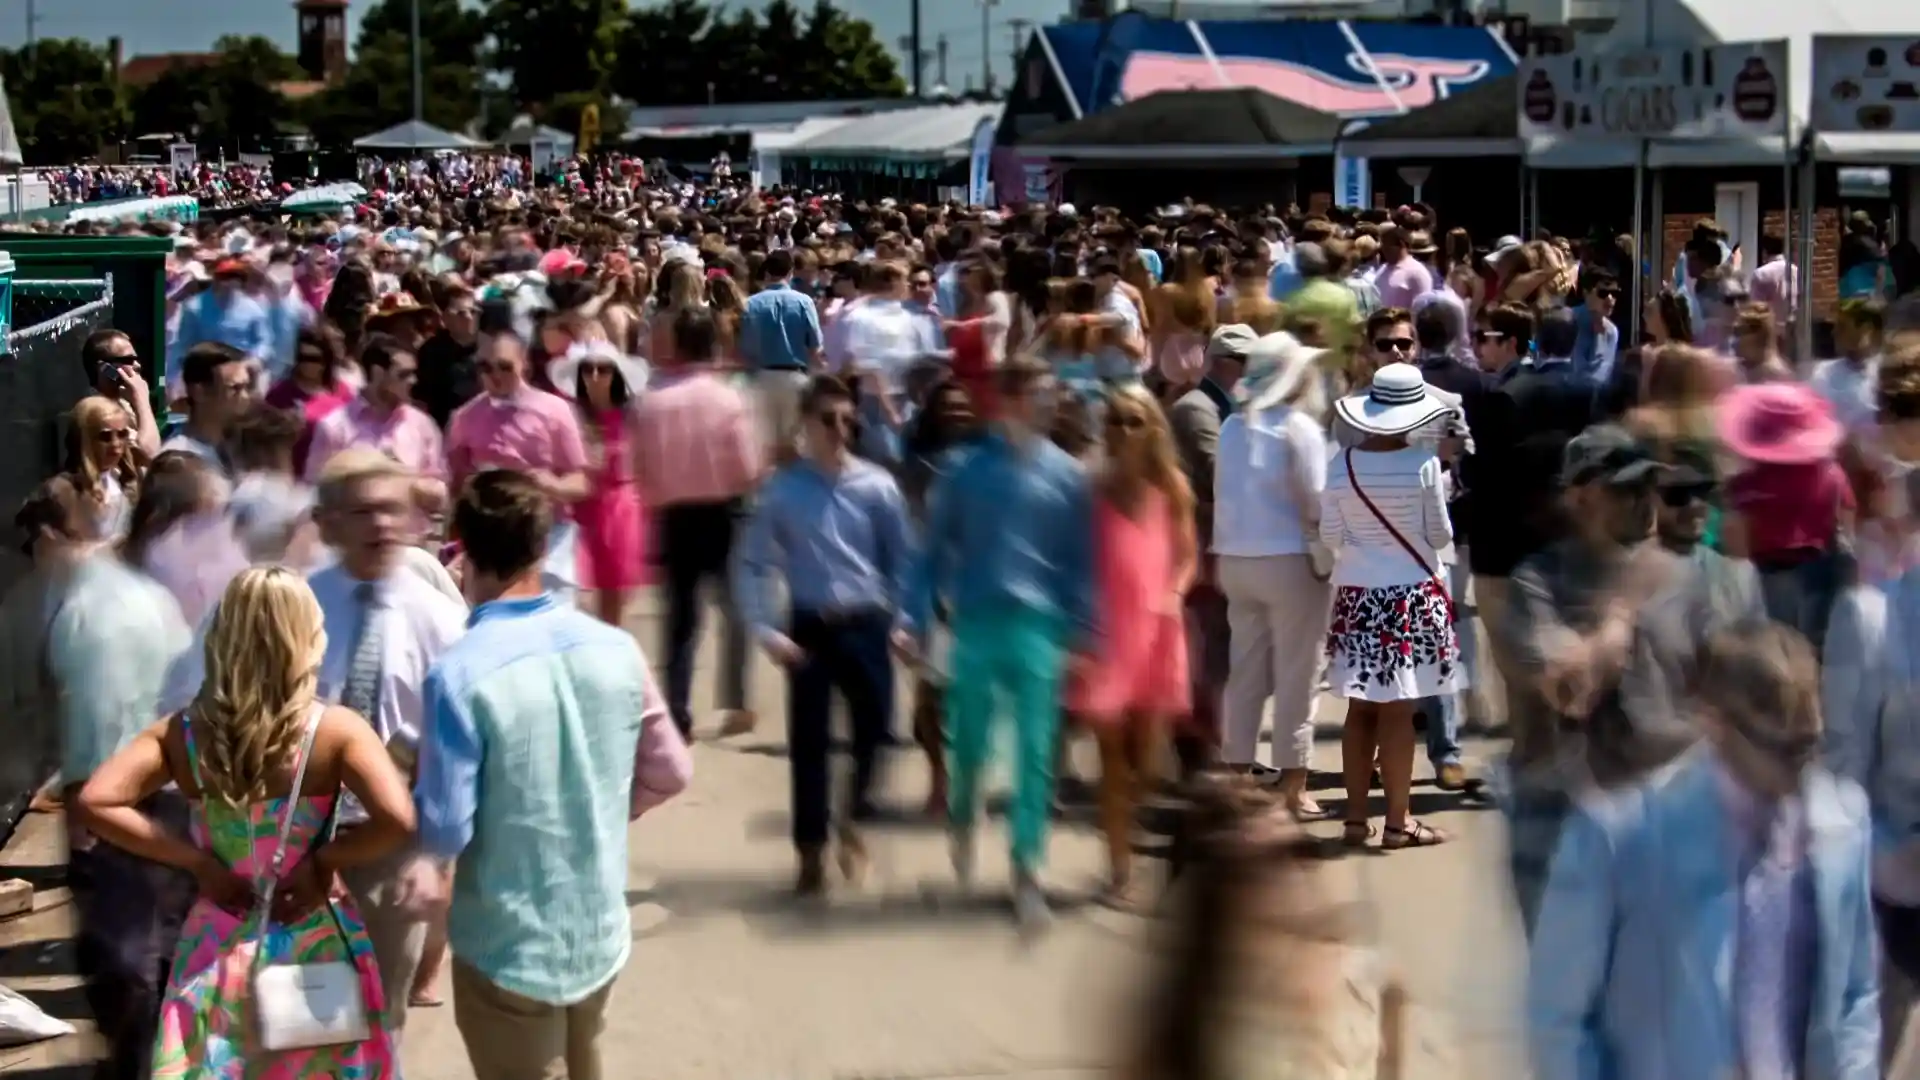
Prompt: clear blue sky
<box><xmin>0</xmin><ymin>0</ymin><xmax>1062</xmax><ymax>93</ymax></box>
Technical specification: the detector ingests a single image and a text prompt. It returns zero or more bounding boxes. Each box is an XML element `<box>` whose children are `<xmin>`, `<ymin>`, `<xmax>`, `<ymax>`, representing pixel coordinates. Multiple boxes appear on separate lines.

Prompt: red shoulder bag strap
<box><xmin>1343</xmin><ymin>449</ymin><xmax>1455</xmax><ymax>622</ymax></box>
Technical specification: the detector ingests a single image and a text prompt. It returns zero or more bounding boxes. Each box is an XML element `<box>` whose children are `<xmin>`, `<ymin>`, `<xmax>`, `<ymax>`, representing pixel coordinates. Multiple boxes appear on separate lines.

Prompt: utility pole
<box><xmin>935</xmin><ymin>35</ymin><xmax>949</xmax><ymax>91</ymax></box>
<box><xmin>409</xmin><ymin>0</ymin><xmax>423</xmax><ymax>122</ymax></box>
<box><xmin>1007</xmin><ymin>18</ymin><xmax>1032</xmax><ymax>89</ymax></box>
<box><xmin>909</xmin><ymin>0</ymin><xmax>924</xmax><ymax>97</ymax></box>
<box><xmin>979</xmin><ymin>0</ymin><xmax>999</xmax><ymax>94</ymax></box>
<box><xmin>24</xmin><ymin>0</ymin><xmax>40</xmax><ymax>54</ymax></box>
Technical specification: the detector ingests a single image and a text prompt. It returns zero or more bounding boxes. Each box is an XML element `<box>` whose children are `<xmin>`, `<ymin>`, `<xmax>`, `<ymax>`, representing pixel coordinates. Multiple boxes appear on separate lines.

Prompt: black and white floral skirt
<box><xmin>1325</xmin><ymin>581</ymin><xmax>1465</xmax><ymax>703</ymax></box>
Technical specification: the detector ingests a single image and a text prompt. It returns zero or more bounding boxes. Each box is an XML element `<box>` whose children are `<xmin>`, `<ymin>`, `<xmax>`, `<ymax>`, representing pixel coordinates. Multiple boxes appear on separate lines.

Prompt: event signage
<box><xmin>1809</xmin><ymin>35</ymin><xmax>1920</xmax><ymax>134</ymax></box>
<box><xmin>1334</xmin><ymin>153</ymin><xmax>1370</xmax><ymax>210</ymax></box>
<box><xmin>1517</xmin><ymin>39</ymin><xmax>1789</xmax><ymax>141</ymax></box>
<box><xmin>967</xmin><ymin>116</ymin><xmax>997</xmax><ymax>207</ymax></box>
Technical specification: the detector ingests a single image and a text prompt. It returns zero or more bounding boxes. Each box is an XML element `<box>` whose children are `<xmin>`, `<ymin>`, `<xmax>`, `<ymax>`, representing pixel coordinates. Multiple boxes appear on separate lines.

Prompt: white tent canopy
<box><xmin>789</xmin><ymin>102</ymin><xmax>1002</xmax><ymax>162</ymax></box>
<box><xmin>1525</xmin><ymin>0</ymin><xmax>1915</xmax><ymax>168</ymax></box>
<box><xmin>353</xmin><ymin>120</ymin><xmax>480</xmax><ymax>152</ymax></box>
<box><xmin>498</xmin><ymin>118</ymin><xmax>575</xmax><ymax>153</ymax></box>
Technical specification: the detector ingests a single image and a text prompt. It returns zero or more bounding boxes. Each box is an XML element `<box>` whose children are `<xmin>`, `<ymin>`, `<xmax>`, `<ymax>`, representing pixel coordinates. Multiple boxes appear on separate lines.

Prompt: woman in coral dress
<box><xmin>550</xmin><ymin>339</ymin><xmax>651</xmax><ymax>626</ymax></box>
<box><xmin>1065</xmin><ymin>385</ymin><xmax>1196</xmax><ymax>908</ymax></box>
<box><xmin>73</xmin><ymin>567</ymin><xmax>415</xmax><ymax>1079</ymax></box>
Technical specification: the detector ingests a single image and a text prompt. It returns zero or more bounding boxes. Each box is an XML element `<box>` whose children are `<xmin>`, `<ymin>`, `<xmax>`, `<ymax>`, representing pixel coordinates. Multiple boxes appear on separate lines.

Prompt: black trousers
<box><xmin>786</xmin><ymin>609</ymin><xmax>894</xmax><ymax>850</ymax></box>
<box><xmin>658</xmin><ymin>499</ymin><xmax>747</xmax><ymax>738</ymax></box>
<box><xmin>69</xmin><ymin>792</ymin><xmax>196</xmax><ymax>1080</ymax></box>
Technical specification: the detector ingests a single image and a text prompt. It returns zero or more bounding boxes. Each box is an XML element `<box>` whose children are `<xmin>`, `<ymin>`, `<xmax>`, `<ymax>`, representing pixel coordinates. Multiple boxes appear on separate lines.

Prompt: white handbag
<box><xmin>249</xmin><ymin>706</ymin><xmax>371</xmax><ymax>1052</ymax></box>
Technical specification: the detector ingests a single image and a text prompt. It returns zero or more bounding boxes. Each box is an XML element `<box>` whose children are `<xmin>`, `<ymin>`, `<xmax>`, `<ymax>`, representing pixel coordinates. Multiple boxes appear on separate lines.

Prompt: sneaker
<box><xmin>1012</xmin><ymin>869</ymin><xmax>1051</xmax><ymax>932</ymax></box>
<box><xmin>1434</xmin><ymin>763</ymin><xmax>1468</xmax><ymax>792</ymax></box>
<box><xmin>948</xmin><ymin>825</ymin><xmax>975</xmax><ymax>889</ymax></box>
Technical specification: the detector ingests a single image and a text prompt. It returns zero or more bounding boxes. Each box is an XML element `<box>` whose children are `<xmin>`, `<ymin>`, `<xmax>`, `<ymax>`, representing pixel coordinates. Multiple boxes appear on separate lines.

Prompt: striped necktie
<box><xmin>341</xmin><ymin>581</ymin><xmax>385</xmax><ymax>723</ymax></box>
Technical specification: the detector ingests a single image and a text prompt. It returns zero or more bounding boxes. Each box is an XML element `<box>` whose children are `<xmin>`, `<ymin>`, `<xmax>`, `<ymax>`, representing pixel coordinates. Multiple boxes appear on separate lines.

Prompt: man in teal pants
<box><xmin>906</xmin><ymin>354</ymin><xmax>1097</xmax><ymax>930</ymax></box>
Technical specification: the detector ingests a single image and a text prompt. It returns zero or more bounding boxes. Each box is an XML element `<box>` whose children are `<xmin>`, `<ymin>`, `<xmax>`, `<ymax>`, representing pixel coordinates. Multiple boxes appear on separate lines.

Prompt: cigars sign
<box><xmin>1517</xmin><ymin>40</ymin><xmax>1789</xmax><ymax>142</ymax></box>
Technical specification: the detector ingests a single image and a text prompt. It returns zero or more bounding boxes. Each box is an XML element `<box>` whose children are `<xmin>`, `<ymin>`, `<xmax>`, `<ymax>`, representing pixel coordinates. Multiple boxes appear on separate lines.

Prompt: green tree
<box><xmin>610</xmin><ymin>0</ymin><xmax>710</xmax><ymax>107</ymax></box>
<box><xmin>302</xmin><ymin>0</ymin><xmax>487</xmax><ymax>146</ymax></box>
<box><xmin>612</xmin><ymin>0</ymin><xmax>903</xmax><ymax>105</ymax></box>
<box><xmin>795</xmin><ymin>0</ymin><xmax>904</xmax><ymax>100</ymax></box>
<box><xmin>0</xmin><ymin>38</ymin><xmax>128</xmax><ymax>164</ymax></box>
<box><xmin>127</xmin><ymin>36</ymin><xmax>298</xmax><ymax>155</ymax></box>
<box><xmin>485</xmin><ymin>0</ymin><xmax>626</xmax><ymax>106</ymax></box>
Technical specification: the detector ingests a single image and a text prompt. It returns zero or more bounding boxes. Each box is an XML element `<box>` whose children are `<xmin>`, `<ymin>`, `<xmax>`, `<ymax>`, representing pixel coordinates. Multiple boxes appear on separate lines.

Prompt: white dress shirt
<box><xmin>160</xmin><ymin>560</ymin><xmax>467</xmax><ymax>759</ymax></box>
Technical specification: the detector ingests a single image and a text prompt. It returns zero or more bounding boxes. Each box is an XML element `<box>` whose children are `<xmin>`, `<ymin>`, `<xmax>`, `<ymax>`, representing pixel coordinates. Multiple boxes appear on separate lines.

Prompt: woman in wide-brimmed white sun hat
<box><xmin>1319</xmin><ymin>363</ymin><xmax>1465</xmax><ymax>853</ymax></box>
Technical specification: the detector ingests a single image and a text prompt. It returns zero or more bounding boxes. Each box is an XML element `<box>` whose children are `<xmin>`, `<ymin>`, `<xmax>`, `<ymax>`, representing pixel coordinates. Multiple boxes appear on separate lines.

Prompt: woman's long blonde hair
<box><xmin>189</xmin><ymin>567</ymin><xmax>329</xmax><ymax>805</ymax></box>
<box><xmin>1103</xmin><ymin>383</ymin><xmax>1195</xmax><ymax>524</ymax></box>
<box><xmin>72</xmin><ymin>395</ymin><xmax>142</xmax><ymax>504</ymax></box>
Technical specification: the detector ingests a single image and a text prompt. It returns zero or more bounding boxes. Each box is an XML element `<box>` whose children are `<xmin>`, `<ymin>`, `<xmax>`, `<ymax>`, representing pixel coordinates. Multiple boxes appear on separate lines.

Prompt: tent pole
<box><xmin>1630</xmin><ymin>142</ymin><xmax>1646</xmax><ymax>348</ymax></box>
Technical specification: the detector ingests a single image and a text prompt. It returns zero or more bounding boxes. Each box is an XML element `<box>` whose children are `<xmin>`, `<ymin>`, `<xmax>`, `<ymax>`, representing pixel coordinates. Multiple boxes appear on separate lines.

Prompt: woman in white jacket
<box><xmin>1320</xmin><ymin>364</ymin><xmax>1464</xmax><ymax>851</ymax></box>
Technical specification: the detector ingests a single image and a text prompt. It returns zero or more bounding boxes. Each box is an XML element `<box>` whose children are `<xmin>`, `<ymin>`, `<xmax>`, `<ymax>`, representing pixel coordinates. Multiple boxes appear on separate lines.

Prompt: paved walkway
<box><xmin>0</xmin><ymin>594</ymin><xmax>1529</xmax><ymax>1080</ymax></box>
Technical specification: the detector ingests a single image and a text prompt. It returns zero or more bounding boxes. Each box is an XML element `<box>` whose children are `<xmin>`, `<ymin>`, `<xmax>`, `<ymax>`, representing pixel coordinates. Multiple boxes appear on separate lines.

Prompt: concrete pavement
<box><xmin>0</xmin><ymin>592</ymin><xmax>1530</xmax><ymax>1079</ymax></box>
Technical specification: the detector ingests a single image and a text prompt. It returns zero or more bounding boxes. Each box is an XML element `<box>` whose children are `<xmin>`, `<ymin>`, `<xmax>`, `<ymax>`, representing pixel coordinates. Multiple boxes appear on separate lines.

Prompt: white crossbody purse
<box><xmin>249</xmin><ymin>705</ymin><xmax>371</xmax><ymax>1052</ymax></box>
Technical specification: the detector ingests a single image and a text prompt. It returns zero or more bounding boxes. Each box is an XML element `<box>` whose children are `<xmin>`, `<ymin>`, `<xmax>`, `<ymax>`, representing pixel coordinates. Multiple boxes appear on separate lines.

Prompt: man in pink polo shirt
<box><xmin>445</xmin><ymin>311</ymin><xmax>592</xmax><ymax>602</ymax></box>
<box><xmin>304</xmin><ymin>333</ymin><xmax>449</xmax><ymax>528</ymax></box>
<box><xmin>632</xmin><ymin>306</ymin><xmax>763</xmax><ymax>739</ymax></box>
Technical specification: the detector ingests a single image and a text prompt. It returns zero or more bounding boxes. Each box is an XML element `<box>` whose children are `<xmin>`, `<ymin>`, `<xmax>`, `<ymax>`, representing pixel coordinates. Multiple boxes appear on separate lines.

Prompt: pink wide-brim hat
<box><xmin>1716</xmin><ymin>382</ymin><xmax>1843</xmax><ymax>465</ymax></box>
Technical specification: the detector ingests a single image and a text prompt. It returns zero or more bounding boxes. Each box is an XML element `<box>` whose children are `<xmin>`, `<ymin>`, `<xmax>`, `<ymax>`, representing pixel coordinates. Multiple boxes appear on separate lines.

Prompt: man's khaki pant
<box><xmin>339</xmin><ymin>843</ymin><xmax>429</xmax><ymax>1043</ymax></box>
<box><xmin>453</xmin><ymin>959</ymin><xmax>616</xmax><ymax>1080</ymax></box>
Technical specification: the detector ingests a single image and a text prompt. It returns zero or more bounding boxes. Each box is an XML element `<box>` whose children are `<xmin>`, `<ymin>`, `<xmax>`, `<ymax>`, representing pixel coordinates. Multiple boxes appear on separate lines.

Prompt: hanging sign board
<box><xmin>966</xmin><ymin>116</ymin><xmax>997</xmax><ymax>207</ymax></box>
<box><xmin>1810</xmin><ymin>35</ymin><xmax>1920</xmax><ymax>134</ymax></box>
<box><xmin>169</xmin><ymin>142</ymin><xmax>198</xmax><ymax>175</ymax></box>
<box><xmin>1518</xmin><ymin>39</ymin><xmax>1789</xmax><ymax>142</ymax></box>
<box><xmin>1334</xmin><ymin>153</ymin><xmax>1370</xmax><ymax>210</ymax></box>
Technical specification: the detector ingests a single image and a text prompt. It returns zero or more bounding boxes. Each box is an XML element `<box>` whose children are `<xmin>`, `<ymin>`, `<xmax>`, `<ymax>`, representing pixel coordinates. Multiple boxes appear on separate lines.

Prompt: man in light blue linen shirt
<box><xmin>734</xmin><ymin>374</ymin><xmax>915</xmax><ymax>896</ymax></box>
<box><xmin>166</xmin><ymin>257</ymin><xmax>272</xmax><ymax>395</ymax></box>
<box><xmin>740</xmin><ymin>248</ymin><xmax>824</xmax><ymax>459</ymax></box>
<box><xmin>409</xmin><ymin>469</ymin><xmax>689</xmax><ymax>1079</ymax></box>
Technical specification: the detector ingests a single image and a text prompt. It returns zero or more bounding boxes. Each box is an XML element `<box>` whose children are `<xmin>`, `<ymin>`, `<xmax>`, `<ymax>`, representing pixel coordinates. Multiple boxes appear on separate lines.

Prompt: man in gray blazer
<box><xmin>1165</xmin><ymin>327</ymin><xmax>1252</xmax><ymax>768</ymax></box>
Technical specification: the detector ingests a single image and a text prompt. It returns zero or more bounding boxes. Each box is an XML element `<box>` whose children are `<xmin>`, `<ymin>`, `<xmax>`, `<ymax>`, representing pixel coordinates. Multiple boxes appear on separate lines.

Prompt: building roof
<box><xmin>1022</xmin><ymin>87</ymin><xmax>1342</xmax><ymax>159</ymax></box>
<box><xmin>277</xmin><ymin>80</ymin><xmax>330</xmax><ymax>100</ymax></box>
<box><xmin>292</xmin><ymin>0</ymin><xmax>350</xmax><ymax>10</ymax></box>
<box><xmin>787</xmin><ymin>101</ymin><xmax>1002</xmax><ymax>162</ymax></box>
<box><xmin>119</xmin><ymin>53</ymin><xmax>217</xmax><ymax>87</ymax></box>
<box><xmin>623</xmin><ymin>97</ymin><xmax>924</xmax><ymax>137</ymax></box>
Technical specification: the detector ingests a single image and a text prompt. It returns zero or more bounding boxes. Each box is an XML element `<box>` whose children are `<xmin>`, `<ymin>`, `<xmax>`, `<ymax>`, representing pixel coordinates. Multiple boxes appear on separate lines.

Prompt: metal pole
<box><xmin>1782</xmin><ymin>58</ymin><xmax>1795</xmax><ymax>361</ymax></box>
<box><xmin>409</xmin><ymin>0</ymin><xmax>423</xmax><ymax>122</ymax></box>
<box><xmin>1630</xmin><ymin>145</ymin><xmax>1646</xmax><ymax>344</ymax></box>
<box><xmin>910</xmin><ymin>0</ymin><xmax>923</xmax><ymax>98</ymax></box>
<box><xmin>981</xmin><ymin>0</ymin><xmax>998</xmax><ymax>94</ymax></box>
<box><xmin>1797</xmin><ymin>149</ymin><xmax>1816</xmax><ymax>362</ymax></box>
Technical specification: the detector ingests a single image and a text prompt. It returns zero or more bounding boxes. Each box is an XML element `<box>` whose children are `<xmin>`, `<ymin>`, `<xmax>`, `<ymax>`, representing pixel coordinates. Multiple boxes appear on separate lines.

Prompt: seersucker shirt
<box><xmin>413</xmin><ymin>592</ymin><xmax>668</xmax><ymax>1005</ymax></box>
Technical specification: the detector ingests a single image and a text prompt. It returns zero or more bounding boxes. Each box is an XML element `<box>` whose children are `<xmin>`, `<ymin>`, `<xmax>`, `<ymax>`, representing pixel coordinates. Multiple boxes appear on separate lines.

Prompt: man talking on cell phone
<box><xmin>80</xmin><ymin>329</ymin><xmax>162</xmax><ymax>456</ymax></box>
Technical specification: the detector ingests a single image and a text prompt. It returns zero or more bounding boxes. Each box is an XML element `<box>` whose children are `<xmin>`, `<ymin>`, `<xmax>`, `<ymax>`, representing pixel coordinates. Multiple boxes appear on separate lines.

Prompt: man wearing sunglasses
<box><xmin>1570</xmin><ymin>268</ymin><xmax>1622</xmax><ymax>386</ymax></box>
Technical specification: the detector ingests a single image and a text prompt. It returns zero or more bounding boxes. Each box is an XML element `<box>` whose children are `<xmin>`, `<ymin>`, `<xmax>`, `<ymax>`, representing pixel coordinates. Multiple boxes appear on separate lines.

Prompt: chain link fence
<box><xmin>0</xmin><ymin>274</ymin><xmax>114</xmax><ymax>847</ymax></box>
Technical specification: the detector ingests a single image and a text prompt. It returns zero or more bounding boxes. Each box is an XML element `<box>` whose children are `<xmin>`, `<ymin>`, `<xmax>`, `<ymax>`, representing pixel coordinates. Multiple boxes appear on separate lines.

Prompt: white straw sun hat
<box><xmin>1333</xmin><ymin>362</ymin><xmax>1452</xmax><ymax>437</ymax></box>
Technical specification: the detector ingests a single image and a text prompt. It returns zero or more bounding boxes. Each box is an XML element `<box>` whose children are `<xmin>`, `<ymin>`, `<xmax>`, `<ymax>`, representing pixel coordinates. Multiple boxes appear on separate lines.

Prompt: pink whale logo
<box><xmin>1116</xmin><ymin>51</ymin><xmax>1490</xmax><ymax>117</ymax></box>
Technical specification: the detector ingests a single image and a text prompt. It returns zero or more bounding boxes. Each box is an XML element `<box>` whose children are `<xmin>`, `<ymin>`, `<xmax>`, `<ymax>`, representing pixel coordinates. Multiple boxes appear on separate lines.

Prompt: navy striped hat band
<box><xmin>1369</xmin><ymin>382</ymin><xmax>1427</xmax><ymax>406</ymax></box>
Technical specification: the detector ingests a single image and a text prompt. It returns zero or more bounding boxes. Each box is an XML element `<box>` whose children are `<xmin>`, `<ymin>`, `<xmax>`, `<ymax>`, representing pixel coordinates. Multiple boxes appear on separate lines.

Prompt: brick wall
<box><xmin>1657</xmin><ymin>206</ymin><xmax>1842</xmax><ymax>321</ymax></box>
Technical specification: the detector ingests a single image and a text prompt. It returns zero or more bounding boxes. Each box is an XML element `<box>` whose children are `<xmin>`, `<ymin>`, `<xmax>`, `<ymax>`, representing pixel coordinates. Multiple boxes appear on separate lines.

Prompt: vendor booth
<box><xmin>783</xmin><ymin>102</ymin><xmax>1003</xmax><ymax>203</ymax></box>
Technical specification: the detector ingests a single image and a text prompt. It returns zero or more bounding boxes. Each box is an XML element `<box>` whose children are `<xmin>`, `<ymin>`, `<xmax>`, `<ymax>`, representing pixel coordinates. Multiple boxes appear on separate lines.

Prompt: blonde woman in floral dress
<box><xmin>75</xmin><ymin>567</ymin><xmax>415</xmax><ymax>1078</ymax></box>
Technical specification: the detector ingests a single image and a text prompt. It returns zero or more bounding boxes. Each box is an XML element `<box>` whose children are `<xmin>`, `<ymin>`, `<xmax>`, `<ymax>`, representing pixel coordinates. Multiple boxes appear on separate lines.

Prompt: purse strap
<box><xmin>1344</xmin><ymin>449</ymin><xmax>1454</xmax><ymax>619</ymax></box>
<box><xmin>248</xmin><ymin>702</ymin><xmax>326</xmax><ymax>939</ymax></box>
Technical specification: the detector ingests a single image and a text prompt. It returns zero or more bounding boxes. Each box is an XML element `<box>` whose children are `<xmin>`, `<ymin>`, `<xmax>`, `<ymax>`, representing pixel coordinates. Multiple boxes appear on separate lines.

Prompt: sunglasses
<box><xmin>1593</xmin><ymin>288</ymin><xmax>1622</xmax><ymax>300</ymax></box>
<box><xmin>581</xmin><ymin>363</ymin><xmax>616</xmax><ymax>377</ymax></box>
<box><xmin>1659</xmin><ymin>482</ymin><xmax>1718</xmax><ymax>507</ymax></box>
<box><xmin>814</xmin><ymin>409</ymin><xmax>855</xmax><ymax>430</ymax></box>
<box><xmin>94</xmin><ymin>427</ymin><xmax>132</xmax><ymax>444</ymax></box>
<box><xmin>1105</xmin><ymin>412</ymin><xmax>1147</xmax><ymax>431</ymax></box>
<box><xmin>1373</xmin><ymin>336</ymin><xmax>1416</xmax><ymax>353</ymax></box>
<box><xmin>910</xmin><ymin>279</ymin><xmax>933</xmax><ymax>288</ymax></box>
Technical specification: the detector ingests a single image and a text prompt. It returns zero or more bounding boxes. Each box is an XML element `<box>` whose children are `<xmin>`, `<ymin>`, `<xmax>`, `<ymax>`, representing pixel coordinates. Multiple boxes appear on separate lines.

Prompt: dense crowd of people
<box><xmin>14</xmin><ymin>154</ymin><xmax>1920</xmax><ymax>1079</ymax></box>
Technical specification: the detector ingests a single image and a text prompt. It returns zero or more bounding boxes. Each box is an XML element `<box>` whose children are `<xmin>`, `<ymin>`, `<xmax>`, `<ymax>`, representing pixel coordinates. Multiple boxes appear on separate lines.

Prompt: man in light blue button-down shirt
<box><xmin>411</xmin><ymin>469</ymin><xmax>688</xmax><ymax>1078</ymax></box>
<box><xmin>740</xmin><ymin>249</ymin><xmax>824</xmax><ymax>459</ymax></box>
<box><xmin>734</xmin><ymin>374</ymin><xmax>914</xmax><ymax>894</ymax></box>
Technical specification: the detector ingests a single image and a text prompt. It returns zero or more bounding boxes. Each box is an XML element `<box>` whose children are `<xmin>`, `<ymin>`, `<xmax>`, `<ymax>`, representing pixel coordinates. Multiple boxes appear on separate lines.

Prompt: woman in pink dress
<box><xmin>550</xmin><ymin>339</ymin><xmax>651</xmax><ymax>626</ymax></box>
<box><xmin>1065</xmin><ymin>384</ymin><xmax>1197</xmax><ymax>908</ymax></box>
<box><xmin>264</xmin><ymin>327</ymin><xmax>356</xmax><ymax>476</ymax></box>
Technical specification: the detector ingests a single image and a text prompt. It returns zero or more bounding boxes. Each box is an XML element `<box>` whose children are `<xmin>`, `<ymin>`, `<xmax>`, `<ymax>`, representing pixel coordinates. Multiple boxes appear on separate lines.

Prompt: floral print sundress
<box><xmin>152</xmin><ymin>714</ymin><xmax>396</xmax><ymax>1078</ymax></box>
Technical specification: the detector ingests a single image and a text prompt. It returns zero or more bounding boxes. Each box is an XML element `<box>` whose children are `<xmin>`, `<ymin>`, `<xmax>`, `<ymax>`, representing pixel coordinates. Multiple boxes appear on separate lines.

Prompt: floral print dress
<box><xmin>153</xmin><ymin>717</ymin><xmax>396</xmax><ymax>1078</ymax></box>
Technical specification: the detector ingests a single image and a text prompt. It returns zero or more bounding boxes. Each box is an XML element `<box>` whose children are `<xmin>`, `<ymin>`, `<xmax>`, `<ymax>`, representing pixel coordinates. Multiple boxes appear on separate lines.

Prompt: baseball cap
<box><xmin>1562</xmin><ymin>425</ymin><xmax>1667</xmax><ymax>488</ymax></box>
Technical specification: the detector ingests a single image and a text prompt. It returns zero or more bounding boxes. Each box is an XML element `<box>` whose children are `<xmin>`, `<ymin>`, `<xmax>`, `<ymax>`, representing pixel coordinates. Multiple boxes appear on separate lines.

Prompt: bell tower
<box><xmin>294</xmin><ymin>0</ymin><xmax>349</xmax><ymax>85</ymax></box>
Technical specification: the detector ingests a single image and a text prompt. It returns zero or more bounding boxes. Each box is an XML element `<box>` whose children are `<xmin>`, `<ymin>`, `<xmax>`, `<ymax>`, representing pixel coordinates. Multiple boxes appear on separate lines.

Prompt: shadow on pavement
<box><xmin>627</xmin><ymin>872</ymin><xmax>1096</xmax><ymax>937</ymax></box>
